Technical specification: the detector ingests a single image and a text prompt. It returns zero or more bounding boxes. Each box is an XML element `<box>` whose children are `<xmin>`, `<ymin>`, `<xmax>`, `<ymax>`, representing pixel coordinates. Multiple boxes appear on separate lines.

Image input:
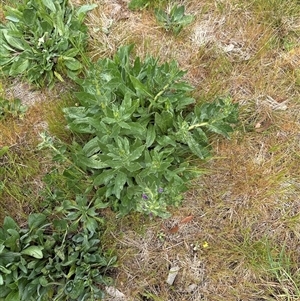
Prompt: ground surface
<box><xmin>1</xmin><ymin>0</ymin><xmax>300</xmax><ymax>300</ymax></box>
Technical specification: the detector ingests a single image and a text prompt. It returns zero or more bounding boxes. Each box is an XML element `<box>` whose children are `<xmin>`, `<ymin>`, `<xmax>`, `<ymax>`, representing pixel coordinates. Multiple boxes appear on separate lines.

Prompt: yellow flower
<box><xmin>202</xmin><ymin>241</ymin><xmax>209</xmax><ymax>248</ymax></box>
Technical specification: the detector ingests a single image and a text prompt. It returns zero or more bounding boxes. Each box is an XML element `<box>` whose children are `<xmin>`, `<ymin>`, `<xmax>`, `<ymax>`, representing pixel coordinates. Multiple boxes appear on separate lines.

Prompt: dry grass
<box><xmin>2</xmin><ymin>0</ymin><xmax>300</xmax><ymax>300</ymax></box>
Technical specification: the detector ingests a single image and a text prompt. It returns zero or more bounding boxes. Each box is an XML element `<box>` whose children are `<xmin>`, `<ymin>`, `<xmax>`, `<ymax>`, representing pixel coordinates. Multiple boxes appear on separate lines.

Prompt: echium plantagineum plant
<box><xmin>62</xmin><ymin>45</ymin><xmax>239</xmax><ymax>218</ymax></box>
<box><xmin>155</xmin><ymin>4</ymin><xmax>195</xmax><ymax>35</ymax></box>
<box><xmin>0</xmin><ymin>211</ymin><xmax>117</xmax><ymax>301</ymax></box>
<box><xmin>0</xmin><ymin>0</ymin><xmax>96</xmax><ymax>87</ymax></box>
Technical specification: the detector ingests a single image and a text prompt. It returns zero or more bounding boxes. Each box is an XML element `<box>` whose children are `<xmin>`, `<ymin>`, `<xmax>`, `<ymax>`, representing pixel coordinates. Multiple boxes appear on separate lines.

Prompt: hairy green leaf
<box><xmin>42</xmin><ymin>0</ymin><xmax>57</xmax><ymax>12</ymax></box>
<box><xmin>64</xmin><ymin>58</ymin><xmax>82</xmax><ymax>71</ymax></box>
<box><xmin>77</xmin><ymin>4</ymin><xmax>98</xmax><ymax>15</ymax></box>
<box><xmin>4</xmin><ymin>290</ymin><xmax>19</xmax><ymax>301</ymax></box>
<box><xmin>28</xmin><ymin>213</ymin><xmax>47</xmax><ymax>231</ymax></box>
<box><xmin>21</xmin><ymin>246</ymin><xmax>44</xmax><ymax>259</ymax></box>
<box><xmin>3</xmin><ymin>31</ymin><xmax>24</xmax><ymax>51</ymax></box>
<box><xmin>3</xmin><ymin>217</ymin><xmax>19</xmax><ymax>232</ymax></box>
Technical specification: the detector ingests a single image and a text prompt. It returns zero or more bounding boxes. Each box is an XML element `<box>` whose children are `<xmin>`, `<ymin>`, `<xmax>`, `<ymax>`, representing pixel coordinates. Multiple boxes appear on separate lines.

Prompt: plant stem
<box><xmin>148</xmin><ymin>83</ymin><xmax>170</xmax><ymax>112</ymax></box>
<box><xmin>188</xmin><ymin>122</ymin><xmax>208</xmax><ymax>130</ymax></box>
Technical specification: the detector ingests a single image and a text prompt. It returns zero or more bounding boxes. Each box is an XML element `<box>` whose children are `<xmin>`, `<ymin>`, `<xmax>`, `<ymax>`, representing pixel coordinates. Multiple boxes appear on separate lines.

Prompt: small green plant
<box><xmin>0</xmin><ymin>0</ymin><xmax>96</xmax><ymax>87</ymax></box>
<box><xmin>0</xmin><ymin>96</ymin><xmax>27</xmax><ymax>120</ymax></box>
<box><xmin>154</xmin><ymin>4</ymin><xmax>195</xmax><ymax>35</ymax></box>
<box><xmin>0</xmin><ymin>210</ymin><xmax>116</xmax><ymax>300</ymax></box>
<box><xmin>264</xmin><ymin>242</ymin><xmax>300</xmax><ymax>298</ymax></box>
<box><xmin>128</xmin><ymin>0</ymin><xmax>150</xmax><ymax>10</ymax></box>
<box><xmin>58</xmin><ymin>45</ymin><xmax>238</xmax><ymax>217</ymax></box>
<box><xmin>128</xmin><ymin>0</ymin><xmax>166</xmax><ymax>10</ymax></box>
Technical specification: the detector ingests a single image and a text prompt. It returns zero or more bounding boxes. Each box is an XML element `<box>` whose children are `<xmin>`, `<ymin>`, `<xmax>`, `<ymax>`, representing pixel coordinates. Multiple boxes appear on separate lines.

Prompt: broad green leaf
<box><xmin>53</xmin><ymin>219</ymin><xmax>68</xmax><ymax>231</ymax></box>
<box><xmin>5</xmin><ymin>16</ymin><xmax>19</xmax><ymax>22</ymax></box>
<box><xmin>128</xmin><ymin>145</ymin><xmax>145</xmax><ymax>161</ymax></box>
<box><xmin>129</xmin><ymin>75</ymin><xmax>153</xmax><ymax>98</ymax></box>
<box><xmin>86</xmin><ymin>218</ymin><xmax>98</xmax><ymax>234</ymax></box>
<box><xmin>146</xmin><ymin>125</ymin><xmax>156</xmax><ymax>147</ymax></box>
<box><xmin>55</xmin><ymin>10</ymin><xmax>65</xmax><ymax>36</ymax></box>
<box><xmin>54</xmin><ymin>245</ymin><xmax>65</xmax><ymax>261</ymax></box>
<box><xmin>104</xmin><ymin>159</ymin><xmax>122</xmax><ymax>169</ymax></box>
<box><xmin>207</xmin><ymin>123</ymin><xmax>232</xmax><ymax>137</ymax></box>
<box><xmin>0</xmin><ymin>274</ymin><xmax>3</xmax><ymax>285</ymax></box>
<box><xmin>155</xmin><ymin>112</ymin><xmax>173</xmax><ymax>133</ymax></box>
<box><xmin>4</xmin><ymin>6</ymin><xmax>22</xmax><ymax>20</ymax></box>
<box><xmin>0</xmin><ymin>251</ymin><xmax>21</xmax><ymax>261</ymax></box>
<box><xmin>6</xmin><ymin>229</ymin><xmax>20</xmax><ymax>248</ymax></box>
<box><xmin>154</xmin><ymin>8</ymin><xmax>168</xmax><ymax>23</ymax></box>
<box><xmin>172</xmin><ymin>5</ymin><xmax>185</xmax><ymax>21</ymax></box>
<box><xmin>124</xmin><ymin>162</ymin><xmax>142</xmax><ymax>172</ymax></box>
<box><xmin>93</xmin><ymin>170</ymin><xmax>115</xmax><ymax>186</ymax></box>
<box><xmin>21</xmin><ymin>246</ymin><xmax>44</xmax><ymax>259</ymax></box>
<box><xmin>194</xmin><ymin>127</ymin><xmax>208</xmax><ymax>143</ymax></box>
<box><xmin>42</xmin><ymin>0</ymin><xmax>57</xmax><ymax>12</ymax></box>
<box><xmin>3</xmin><ymin>216</ymin><xmax>19</xmax><ymax>232</ymax></box>
<box><xmin>119</xmin><ymin>121</ymin><xmax>131</xmax><ymax>130</ymax></box>
<box><xmin>64</xmin><ymin>58</ymin><xmax>82</xmax><ymax>71</ymax></box>
<box><xmin>94</xmin><ymin>198</ymin><xmax>110</xmax><ymax>209</ymax></box>
<box><xmin>186</xmin><ymin>134</ymin><xmax>205</xmax><ymax>159</ymax></box>
<box><xmin>77</xmin><ymin>4</ymin><xmax>98</xmax><ymax>15</ymax></box>
<box><xmin>116</xmin><ymin>44</ymin><xmax>134</xmax><ymax>67</ymax></box>
<box><xmin>40</xmin><ymin>20</ymin><xmax>53</xmax><ymax>32</ymax></box>
<box><xmin>180</xmin><ymin>15</ymin><xmax>195</xmax><ymax>26</ymax></box>
<box><xmin>77</xmin><ymin>156</ymin><xmax>108</xmax><ymax>169</ymax></box>
<box><xmin>175</xmin><ymin>97</ymin><xmax>195</xmax><ymax>111</ymax></box>
<box><xmin>28</xmin><ymin>213</ymin><xmax>47</xmax><ymax>231</ymax></box>
<box><xmin>122</xmin><ymin>122</ymin><xmax>146</xmax><ymax>138</ymax></box>
<box><xmin>156</xmin><ymin>135</ymin><xmax>177</xmax><ymax>147</ymax></box>
<box><xmin>113</xmin><ymin>172</ymin><xmax>127</xmax><ymax>199</ymax></box>
<box><xmin>3</xmin><ymin>32</ymin><xmax>24</xmax><ymax>51</ymax></box>
<box><xmin>23</xmin><ymin>9</ymin><xmax>36</xmax><ymax>25</ymax></box>
<box><xmin>83</xmin><ymin>137</ymin><xmax>100</xmax><ymax>157</ymax></box>
<box><xmin>64</xmin><ymin>48</ymin><xmax>79</xmax><ymax>58</ymax></box>
<box><xmin>1</xmin><ymin>44</ymin><xmax>16</xmax><ymax>56</ymax></box>
<box><xmin>172</xmin><ymin>82</ymin><xmax>194</xmax><ymax>92</ymax></box>
<box><xmin>4</xmin><ymin>290</ymin><xmax>19</xmax><ymax>301</ymax></box>
<box><xmin>9</xmin><ymin>59</ymin><xmax>29</xmax><ymax>76</ymax></box>
<box><xmin>0</xmin><ymin>265</ymin><xmax>11</xmax><ymax>274</ymax></box>
<box><xmin>18</xmin><ymin>263</ymin><xmax>27</xmax><ymax>274</ymax></box>
<box><xmin>39</xmin><ymin>276</ymin><xmax>48</xmax><ymax>287</ymax></box>
<box><xmin>65</xmin><ymin>279</ymin><xmax>85</xmax><ymax>299</ymax></box>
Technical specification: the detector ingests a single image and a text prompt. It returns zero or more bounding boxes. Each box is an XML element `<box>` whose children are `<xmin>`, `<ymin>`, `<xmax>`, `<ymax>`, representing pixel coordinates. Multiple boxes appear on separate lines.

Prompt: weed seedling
<box><xmin>0</xmin><ymin>0</ymin><xmax>96</xmax><ymax>87</ymax></box>
<box><xmin>155</xmin><ymin>4</ymin><xmax>195</xmax><ymax>35</ymax></box>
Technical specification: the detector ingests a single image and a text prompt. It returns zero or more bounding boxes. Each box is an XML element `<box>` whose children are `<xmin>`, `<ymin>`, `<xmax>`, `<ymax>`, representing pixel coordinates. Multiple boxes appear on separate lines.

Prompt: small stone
<box><xmin>223</xmin><ymin>44</ymin><xmax>235</xmax><ymax>52</ymax></box>
<box><xmin>186</xmin><ymin>283</ymin><xmax>198</xmax><ymax>293</ymax></box>
<box><xmin>166</xmin><ymin>266</ymin><xmax>180</xmax><ymax>285</ymax></box>
<box><xmin>105</xmin><ymin>286</ymin><xmax>126</xmax><ymax>300</ymax></box>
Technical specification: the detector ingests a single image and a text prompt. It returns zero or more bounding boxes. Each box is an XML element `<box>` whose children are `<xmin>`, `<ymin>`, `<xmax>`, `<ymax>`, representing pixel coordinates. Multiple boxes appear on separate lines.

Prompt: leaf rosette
<box><xmin>0</xmin><ymin>0</ymin><xmax>96</xmax><ymax>87</ymax></box>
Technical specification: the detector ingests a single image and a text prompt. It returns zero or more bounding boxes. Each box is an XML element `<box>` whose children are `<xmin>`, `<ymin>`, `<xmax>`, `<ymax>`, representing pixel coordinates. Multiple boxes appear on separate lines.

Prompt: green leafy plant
<box><xmin>128</xmin><ymin>0</ymin><xmax>166</xmax><ymax>10</ymax></box>
<box><xmin>0</xmin><ymin>96</ymin><xmax>27</xmax><ymax>120</ymax></box>
<box><xmin>0</xmin><ymin>0</ymin><xmax>96</xmax><ymax>87</ymax></box>
<box><xmin>264</xmin><ymin>242</ymin><xmax>300</xmax><ymax>298</ymax></box>
<box><xmin>59</xmin><ymin>45</ymin><xmax>238</xmax><ymax>217</ymax></box>
<box><xmin>0</xmin><ymin>211</ymin><xmax>116</xmax><ymax>301</ymax></box>
<box><xmin>155</xmin><ymin>4</ymin><xmax>195</xmax><ymax>35</ymax></box>
<box><xmin>128</xmin><ymin>0</ymin><xmax>150</xmax><ymax>10</ymax></box>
